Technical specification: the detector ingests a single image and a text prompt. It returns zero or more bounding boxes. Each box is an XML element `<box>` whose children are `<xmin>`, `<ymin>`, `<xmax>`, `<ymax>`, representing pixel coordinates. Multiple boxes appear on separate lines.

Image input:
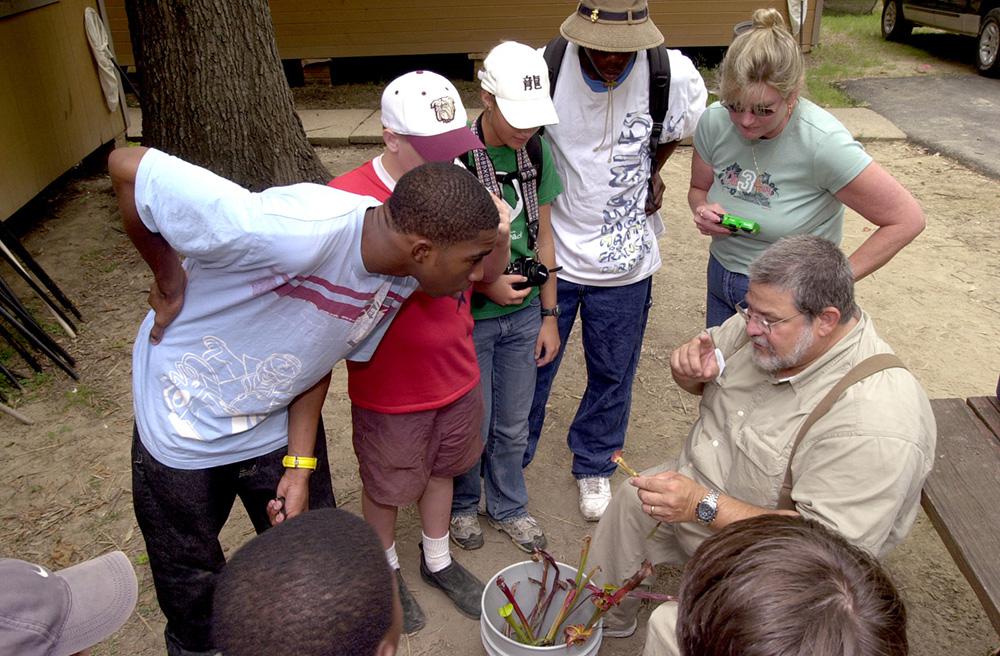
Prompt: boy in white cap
<box><xmin>450</xmin><ymin>41</ymin><xmax>563</xmax><ymax>556</ymax></box>
<box><xmin>0</xmin><ymin>550</ymin><xmax>138</xmax><ymax>655</ymax></box>
<box><xmin>328</xmin><ymin>71</ymin><xmax>509</xmax><ymax>633</ymax></box>
<box><xmin>527</xmin><ymin>0</ymin><xmax>708</xmax><ymax>522</ymax></box>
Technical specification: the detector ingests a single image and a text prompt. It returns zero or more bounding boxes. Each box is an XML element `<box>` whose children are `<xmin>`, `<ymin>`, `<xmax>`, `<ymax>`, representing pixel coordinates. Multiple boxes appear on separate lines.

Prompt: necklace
<box><xmin>750</xmin><ymin>140</ymin><xmax>772</xmax><ymax>179</ymax></box>
<box><xmin>750</xmin><ymin>144</ymin><xmax>765</xmax><ymax>177</ymax></box>
<box><xmin>748</xmin><ymin>99</ymin><xmax>797</xmax><ymax>176</ymax></box>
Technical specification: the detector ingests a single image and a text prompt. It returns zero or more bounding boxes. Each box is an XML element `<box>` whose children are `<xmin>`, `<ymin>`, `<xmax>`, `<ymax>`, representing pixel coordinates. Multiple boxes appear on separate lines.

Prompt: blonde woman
<box><xmin>689</xmin><ymin>8</ymin><xmax>924</xmax><ymax>327</ymax></box>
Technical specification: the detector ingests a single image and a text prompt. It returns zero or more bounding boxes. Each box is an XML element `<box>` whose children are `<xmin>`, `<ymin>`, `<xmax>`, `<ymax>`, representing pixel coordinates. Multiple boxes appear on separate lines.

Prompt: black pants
<box><xmin>131</xmin><ymin>422</ymin><xmax>335</xmax><ymax>655</ymax></box>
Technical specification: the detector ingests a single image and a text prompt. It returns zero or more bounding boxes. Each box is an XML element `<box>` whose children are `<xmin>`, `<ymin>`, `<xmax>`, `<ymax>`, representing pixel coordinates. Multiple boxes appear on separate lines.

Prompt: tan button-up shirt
<box><xmin>674</xmin><ymin>311</ymin><xmax>936</xmax><ymax>558</ymax></box>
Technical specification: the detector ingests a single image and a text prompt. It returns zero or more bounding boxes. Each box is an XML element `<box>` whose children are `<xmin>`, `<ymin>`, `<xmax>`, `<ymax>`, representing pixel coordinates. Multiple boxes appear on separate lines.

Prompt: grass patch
<box><xmin>0</xmin><ymin>370</ymin><xmax>53</xmax><ymax>401</ymax></box>
<box><xmin>804</xmin><ymin>11</ymin><xmax>966</xmax><ymax>105</ymax></box>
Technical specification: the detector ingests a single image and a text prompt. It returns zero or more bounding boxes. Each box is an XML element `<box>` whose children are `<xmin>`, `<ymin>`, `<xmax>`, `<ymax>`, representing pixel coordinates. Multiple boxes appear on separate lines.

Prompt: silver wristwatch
<box><xmin>695</xmin><ymin>489</ymin><xmax>720</xmax><ymax>525</ymax></box>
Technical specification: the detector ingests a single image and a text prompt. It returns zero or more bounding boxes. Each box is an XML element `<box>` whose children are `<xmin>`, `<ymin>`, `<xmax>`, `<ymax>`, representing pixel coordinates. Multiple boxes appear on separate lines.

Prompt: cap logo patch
<box><xmin>430</xmin><ymin>96</ymin><xmax>456</xmax><ymax>123</ymax></box>
<box><xmin>523</xmin><ymin>75</ymin><xmax>542</xmax><ymax>91</ymax></box>
<box><xmin>33</xmin><ymin>565</ymin><xmax>49</xmax><ymax>578</ymax></box>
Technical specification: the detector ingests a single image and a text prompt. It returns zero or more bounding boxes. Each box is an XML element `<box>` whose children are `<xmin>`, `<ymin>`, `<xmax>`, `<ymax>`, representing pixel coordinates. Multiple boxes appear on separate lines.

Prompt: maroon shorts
<box><xmin>351</xmin><ymin>384</ymin><xmax>484</xmax><ymax>506</ymax></box>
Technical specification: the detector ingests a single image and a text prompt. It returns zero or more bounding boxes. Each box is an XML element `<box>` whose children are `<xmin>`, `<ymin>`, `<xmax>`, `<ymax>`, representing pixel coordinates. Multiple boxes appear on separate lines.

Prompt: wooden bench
<box><xmin>923</xmin><ymin>396</ymin><xmax>1000</xmax><ymax>636</ymax></box>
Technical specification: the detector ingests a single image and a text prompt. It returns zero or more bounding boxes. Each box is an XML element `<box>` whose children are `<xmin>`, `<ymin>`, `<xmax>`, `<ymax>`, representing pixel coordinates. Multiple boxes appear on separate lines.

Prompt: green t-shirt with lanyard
<box><xmin>468</xmin><ymin>136</ymin><xmax>563</xmax><ymax>320</ymax></box>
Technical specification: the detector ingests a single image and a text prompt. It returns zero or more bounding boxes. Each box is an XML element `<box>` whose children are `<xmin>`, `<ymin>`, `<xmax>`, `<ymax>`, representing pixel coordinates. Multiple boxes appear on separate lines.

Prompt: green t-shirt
<box><xmin>694</xmin><ymin>99</ymin><xmax>872</xmax><ymax>275</ymax></box>
<box><xmin>468</xmin><ymin>135</ymin><xmax>563</xmax><ymax>320</ymax></box>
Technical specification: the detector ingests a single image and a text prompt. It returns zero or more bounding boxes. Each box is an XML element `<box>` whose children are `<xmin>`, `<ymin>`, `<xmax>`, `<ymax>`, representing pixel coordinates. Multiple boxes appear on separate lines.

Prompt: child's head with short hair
<box><xmin>388</xmin><ymin>162</ymin><xmax>498</xmax><ymax>247</ymax></box>
<box><xmin>213</xmin><ymin>508</ymin><xmax>401</xmax><ymax>656</ymax></box>
<box><xmin>386</xmin><ymin>162</ymin><xmax>500</xmax><ymax>298</ymax></box>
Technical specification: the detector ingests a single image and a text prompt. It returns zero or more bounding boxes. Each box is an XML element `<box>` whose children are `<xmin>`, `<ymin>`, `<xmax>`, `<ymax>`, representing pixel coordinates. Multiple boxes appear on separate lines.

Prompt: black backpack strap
<box><xmin>646</xmin><ymin>45</ymin><xmax>672</xmax><ymax>164</ymax></box>
<box><xmin>524</xmin><ymin>133</ymin><xmax>544</xmax><ymax>183</ymax></box>
<box><xmin>543</xmin><ymin>35</ymin><xmax>569</xmax><ymax>99</ymax></box>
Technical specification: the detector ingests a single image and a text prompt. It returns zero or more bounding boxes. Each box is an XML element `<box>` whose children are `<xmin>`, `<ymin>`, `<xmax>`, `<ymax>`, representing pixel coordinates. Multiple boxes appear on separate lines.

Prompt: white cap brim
<box><xmin>495</xmin><ymin>97</ymin><xmax>561</xmax><ymax>130</ymax></box>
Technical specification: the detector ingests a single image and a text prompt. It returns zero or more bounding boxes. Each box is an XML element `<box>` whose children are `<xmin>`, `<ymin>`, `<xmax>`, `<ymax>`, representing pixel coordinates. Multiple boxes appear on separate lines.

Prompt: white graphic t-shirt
<box><xmin>131</xmin><ymin>149</ymin><xmax>417</xmax><ymax>469</ymax></box>
<box><xmin>544</xmin><ymin>43</ymin><xmax>707</xmax><ymax>286</ymax></box>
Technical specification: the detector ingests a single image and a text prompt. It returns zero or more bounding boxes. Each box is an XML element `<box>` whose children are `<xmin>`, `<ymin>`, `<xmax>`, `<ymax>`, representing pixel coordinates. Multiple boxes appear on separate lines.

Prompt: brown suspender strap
<box><xmin>775</xmin><ymin>353</ymin><xmax>907</xmax><ymax>510</ymax></box>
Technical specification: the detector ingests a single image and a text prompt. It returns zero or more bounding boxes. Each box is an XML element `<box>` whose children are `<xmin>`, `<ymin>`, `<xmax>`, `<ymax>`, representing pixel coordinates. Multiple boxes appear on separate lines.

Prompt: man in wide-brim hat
<box><xmin>526</xmin><ymin>0</ymin><xmax>707</xmax><ymax>541</ymax></box>
<box><xmin>559</xmin><ymin>0</ymin><xmax>665</xmax><ymax>51</ymax></box>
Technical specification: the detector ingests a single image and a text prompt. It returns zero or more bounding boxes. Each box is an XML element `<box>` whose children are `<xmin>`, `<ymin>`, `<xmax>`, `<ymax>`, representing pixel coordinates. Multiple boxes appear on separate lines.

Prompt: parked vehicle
<box><xmin>881</xmin><ymin>0</ymin><xmax>1000</xmax><ymax>76</ymax></box>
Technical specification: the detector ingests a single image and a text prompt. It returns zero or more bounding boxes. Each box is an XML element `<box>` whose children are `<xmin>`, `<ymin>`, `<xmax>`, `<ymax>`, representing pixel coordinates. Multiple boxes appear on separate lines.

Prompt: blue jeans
<box><xmin>706</xmin><ymin>253</ymin><xmax>749</xmax><ymax>328</ymax></box>
<box><xmin>526</xmin><ymin>277</ymin><xmax>652</xmax><ymax>478</ymax></box>
<box><xmin>453</xmin><ymin>302</ymin><xmax>540</xmax><ymax>521</ymax></box>
<box><xmin>132</xmin><ymin>423</ymin><xmax>335</xmax><ymax>655</ymax></box>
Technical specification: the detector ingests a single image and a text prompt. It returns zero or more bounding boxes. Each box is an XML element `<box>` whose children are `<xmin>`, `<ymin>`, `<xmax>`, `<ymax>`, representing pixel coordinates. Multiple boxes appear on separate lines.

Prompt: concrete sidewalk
<box><xmin>125</xmin><ymin>106</ymin><xmax>905</xmax><ymax>144</ymax></box>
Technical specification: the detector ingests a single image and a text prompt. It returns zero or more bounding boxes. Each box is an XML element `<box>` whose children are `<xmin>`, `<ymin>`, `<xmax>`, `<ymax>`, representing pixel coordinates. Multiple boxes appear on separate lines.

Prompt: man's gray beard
<box><xmin>751</xmin><ymin>326</ymin><xmax>816</xmax><ymax>374</ymax></box>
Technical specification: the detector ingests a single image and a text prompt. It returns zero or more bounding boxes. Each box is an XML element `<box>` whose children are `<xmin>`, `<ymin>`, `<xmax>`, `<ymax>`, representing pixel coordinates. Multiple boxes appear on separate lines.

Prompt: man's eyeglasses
<box><xmin>735</xmin><ymin>301</ymin><xmax>801</xmax><ymax>334</ymax></box>
<box><xmin>721</xmin><ymin>100</ymin><xmax>778</xmax><ymax>117</ymax></box>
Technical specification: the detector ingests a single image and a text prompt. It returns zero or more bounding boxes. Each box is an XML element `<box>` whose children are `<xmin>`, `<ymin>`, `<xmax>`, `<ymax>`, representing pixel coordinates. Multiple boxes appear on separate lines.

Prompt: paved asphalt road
<box><xmin>842</xmin><ymin>75</ymin><xmax>1000</xmax><ymax>180</ymax></box>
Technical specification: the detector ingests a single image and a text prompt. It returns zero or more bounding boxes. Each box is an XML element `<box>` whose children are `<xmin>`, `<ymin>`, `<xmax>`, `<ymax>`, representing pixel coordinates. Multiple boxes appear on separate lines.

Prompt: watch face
<box><xmin>696</xmin><ymin>502</ymin><xmax>713</xmax><ymax>522</ymax></box>
<box><xmin>696</xmin><ymin>494</ymin><xmax>718</xmax><ymax>524</ymax></box>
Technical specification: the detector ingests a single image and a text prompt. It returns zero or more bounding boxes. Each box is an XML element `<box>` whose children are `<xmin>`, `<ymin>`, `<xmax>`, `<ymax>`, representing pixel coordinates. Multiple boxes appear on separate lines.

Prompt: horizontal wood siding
<box><xmin>108</xmin><ymin>0</ymin><xmax>819</xmax><ymax>66</ymax></box>
<box><xmin>1</xmin><ymin>0</ymin><xmax>126</xmax><ymax>221</ymax></box>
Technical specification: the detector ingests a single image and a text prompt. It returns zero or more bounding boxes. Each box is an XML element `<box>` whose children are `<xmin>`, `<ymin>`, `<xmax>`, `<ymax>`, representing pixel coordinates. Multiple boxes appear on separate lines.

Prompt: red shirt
<box><xmin>328</xmin><ymin>160</ymin><xmax>480</xmax><ymax>413</ymax></box>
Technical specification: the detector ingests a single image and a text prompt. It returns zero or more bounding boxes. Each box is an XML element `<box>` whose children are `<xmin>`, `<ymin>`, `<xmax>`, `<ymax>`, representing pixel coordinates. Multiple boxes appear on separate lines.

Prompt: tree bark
<box><xmin>125</xmin><ymin>0</ymin><xmax>329</xmax><ymax>190</ymax></box>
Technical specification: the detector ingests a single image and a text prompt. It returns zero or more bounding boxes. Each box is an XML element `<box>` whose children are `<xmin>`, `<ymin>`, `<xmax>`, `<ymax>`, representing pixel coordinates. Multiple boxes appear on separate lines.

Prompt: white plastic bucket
<box><xmin>480</xmin><ymin>560</ymin><xmax>603</xmax><ymax>656</ymax></box>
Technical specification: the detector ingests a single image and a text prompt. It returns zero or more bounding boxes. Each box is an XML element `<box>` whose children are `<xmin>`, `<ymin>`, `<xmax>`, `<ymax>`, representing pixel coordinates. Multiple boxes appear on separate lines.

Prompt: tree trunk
<box><xmin>125</xmin><ymin>0</ymin><xmax>329</xmax><ymax>190</ymax></box>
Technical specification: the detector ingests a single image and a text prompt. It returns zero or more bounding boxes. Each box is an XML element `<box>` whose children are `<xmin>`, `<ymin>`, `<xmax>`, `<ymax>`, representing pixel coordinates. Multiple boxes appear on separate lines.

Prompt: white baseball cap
<box><xmin>381</xmin><ymin>70</ymin><xmax>484</xmax><ymax>161</ymax></box>
<box><xmin>0</xmin><ymin>551</ymin><xmax>138</xmax><ymax>656</ymax></box>
<box><xmin>479</xmin><ymin>41</ymin><xmax>560</xmax><ymax>130</ymax></box>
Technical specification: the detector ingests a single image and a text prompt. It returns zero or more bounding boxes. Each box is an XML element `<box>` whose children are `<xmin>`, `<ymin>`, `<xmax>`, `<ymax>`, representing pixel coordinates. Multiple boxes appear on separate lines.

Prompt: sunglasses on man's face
<box><xmin>721</xmin><ymin>100</ymin><xmax>779</xmax><ymax>117</ymax></box>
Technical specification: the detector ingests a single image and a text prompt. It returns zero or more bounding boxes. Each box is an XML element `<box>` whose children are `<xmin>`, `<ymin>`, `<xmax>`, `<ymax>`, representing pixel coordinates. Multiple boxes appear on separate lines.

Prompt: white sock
<box><xmin>421</xmin><ymin>532</ymin><xmax>452</xmax><ymax>573</ymax></box>
<box><xmin>385</xmin><ymin>542</ymin><xmax>399</xmax><ymax>571</ymax></box>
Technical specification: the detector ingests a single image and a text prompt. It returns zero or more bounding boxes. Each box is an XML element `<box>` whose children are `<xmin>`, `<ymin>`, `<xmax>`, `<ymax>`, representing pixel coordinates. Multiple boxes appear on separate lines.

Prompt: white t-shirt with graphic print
<box><xmin>544</xmin><ymin>43</ymin><xmax>707</xmax><ymax>286</ymax></box>
<box><xmin>131</xmin><ymin>149</ymin><xmax>417</xmax><ymax>469</ymax></box>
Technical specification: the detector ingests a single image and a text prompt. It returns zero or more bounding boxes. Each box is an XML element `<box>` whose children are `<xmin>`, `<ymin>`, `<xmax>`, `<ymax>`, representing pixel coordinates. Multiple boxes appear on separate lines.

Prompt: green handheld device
<box><xmin>720</xmin><ymin>214</ymin><xmax>761</xmax><ymax>235</ymax></box>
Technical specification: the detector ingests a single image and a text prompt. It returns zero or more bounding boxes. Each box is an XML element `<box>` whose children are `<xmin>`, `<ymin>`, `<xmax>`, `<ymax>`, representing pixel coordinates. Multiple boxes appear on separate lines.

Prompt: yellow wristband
<box><xmin>282</xmin><ymin>455</ymin><xmax>317</xmax><ymax>470</ymax></box>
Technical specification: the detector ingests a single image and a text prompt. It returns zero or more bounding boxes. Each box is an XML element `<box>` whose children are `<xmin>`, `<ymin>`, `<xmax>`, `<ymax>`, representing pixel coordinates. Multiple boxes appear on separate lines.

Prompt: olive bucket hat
<box><xmin>560</xmin><ymin>0</ymin><xmax>665</xmax><ymax>52</ymax></box>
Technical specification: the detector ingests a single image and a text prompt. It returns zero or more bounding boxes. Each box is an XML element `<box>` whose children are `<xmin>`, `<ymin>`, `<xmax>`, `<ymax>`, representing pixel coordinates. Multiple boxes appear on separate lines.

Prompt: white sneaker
<box><xmin>577</xmin><ymin>476</ymin><xmax>612</xmax><ymax>521</ymax></box>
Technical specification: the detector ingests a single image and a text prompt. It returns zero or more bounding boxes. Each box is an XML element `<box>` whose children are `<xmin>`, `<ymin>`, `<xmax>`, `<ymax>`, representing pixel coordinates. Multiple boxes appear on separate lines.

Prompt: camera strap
<box><xmin>469</xmin><ymin>115</ymin><xmax>541</xmax><ymax>252</ymax></box>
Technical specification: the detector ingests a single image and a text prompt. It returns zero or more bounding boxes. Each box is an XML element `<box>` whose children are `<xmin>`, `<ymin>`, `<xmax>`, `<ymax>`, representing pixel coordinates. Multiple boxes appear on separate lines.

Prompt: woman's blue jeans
<box><xmin>706</xmin><ymin>253</ymin><xmax>750</xmax><ymax>328</ymax></box>
<box><xmin>526</xmin><ymin>276</ymin><xmax>652</xmax><ymax>478</ymax></box>
<box><xmin>453</xmin><ymin>302</ymin><xmax>540</xmax><ymax>521</ymax></box>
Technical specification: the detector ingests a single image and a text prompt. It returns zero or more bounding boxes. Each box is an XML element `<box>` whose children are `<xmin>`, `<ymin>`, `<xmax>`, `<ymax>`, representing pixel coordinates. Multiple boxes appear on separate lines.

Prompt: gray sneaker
<box><xmin>450</xmin><ymin>513</ymin><xmax>484</xmax><ymax>550</ymax></box>
<box><xmin>488</xmin><ymin>513</ymin><xmax>547</xmax><ymax>553</ymax></box>
<box><xmin>603</xmin><ymin>618</ymin><xmax>638</xmax><ymax>639</ymax></box>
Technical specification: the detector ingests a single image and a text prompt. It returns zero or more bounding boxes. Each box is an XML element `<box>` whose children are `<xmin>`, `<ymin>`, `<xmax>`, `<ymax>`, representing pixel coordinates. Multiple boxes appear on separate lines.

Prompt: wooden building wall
<box><xmin>107</xmin><ymin>0</ymin><xmax>822</xmax><ymax>67</ymax></box>
<box><xmin>1</xmin><ymin>0</ymin><xmax>126</xmax><ymax>221</ymax></box>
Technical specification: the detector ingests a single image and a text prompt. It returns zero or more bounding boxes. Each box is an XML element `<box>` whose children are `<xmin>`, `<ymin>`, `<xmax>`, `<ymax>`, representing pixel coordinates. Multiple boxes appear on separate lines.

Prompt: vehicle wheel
<box><xmin>977</xmin><ymin>9</ymin><xmax>1000</xmax><ymax>77</ymax></box>
<box><xmin>881</xmin><ymin>0</ymin><xmax>912</xmax><ymax>41</ymax></box>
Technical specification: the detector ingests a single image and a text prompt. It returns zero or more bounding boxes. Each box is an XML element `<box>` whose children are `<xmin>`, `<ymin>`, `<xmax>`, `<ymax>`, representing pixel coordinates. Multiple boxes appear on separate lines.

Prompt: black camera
<box><xmin>506</xmin><ymin>257</ymin><xmax>561</xmax><ymax>290</ymax></box>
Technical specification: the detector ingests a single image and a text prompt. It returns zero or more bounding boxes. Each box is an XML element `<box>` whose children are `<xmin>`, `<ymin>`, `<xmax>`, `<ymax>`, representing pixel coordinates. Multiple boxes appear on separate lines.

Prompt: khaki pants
<box><xmin>588</xmin><ymin>461</ymin><xmax>691</xmax><ymax>631</ymax></box>
<box><xmin>643</xmin><ymin>601</ymin><xmax>681</xmax><ymax>656</ymax></box>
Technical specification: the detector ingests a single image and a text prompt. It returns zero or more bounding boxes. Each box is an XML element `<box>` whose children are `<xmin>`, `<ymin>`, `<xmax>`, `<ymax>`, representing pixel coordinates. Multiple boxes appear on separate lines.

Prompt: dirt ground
<box><xmin>1</xmin><ymin>138</ymin><xmax>998</xmax><ymax>656</ymax></box>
